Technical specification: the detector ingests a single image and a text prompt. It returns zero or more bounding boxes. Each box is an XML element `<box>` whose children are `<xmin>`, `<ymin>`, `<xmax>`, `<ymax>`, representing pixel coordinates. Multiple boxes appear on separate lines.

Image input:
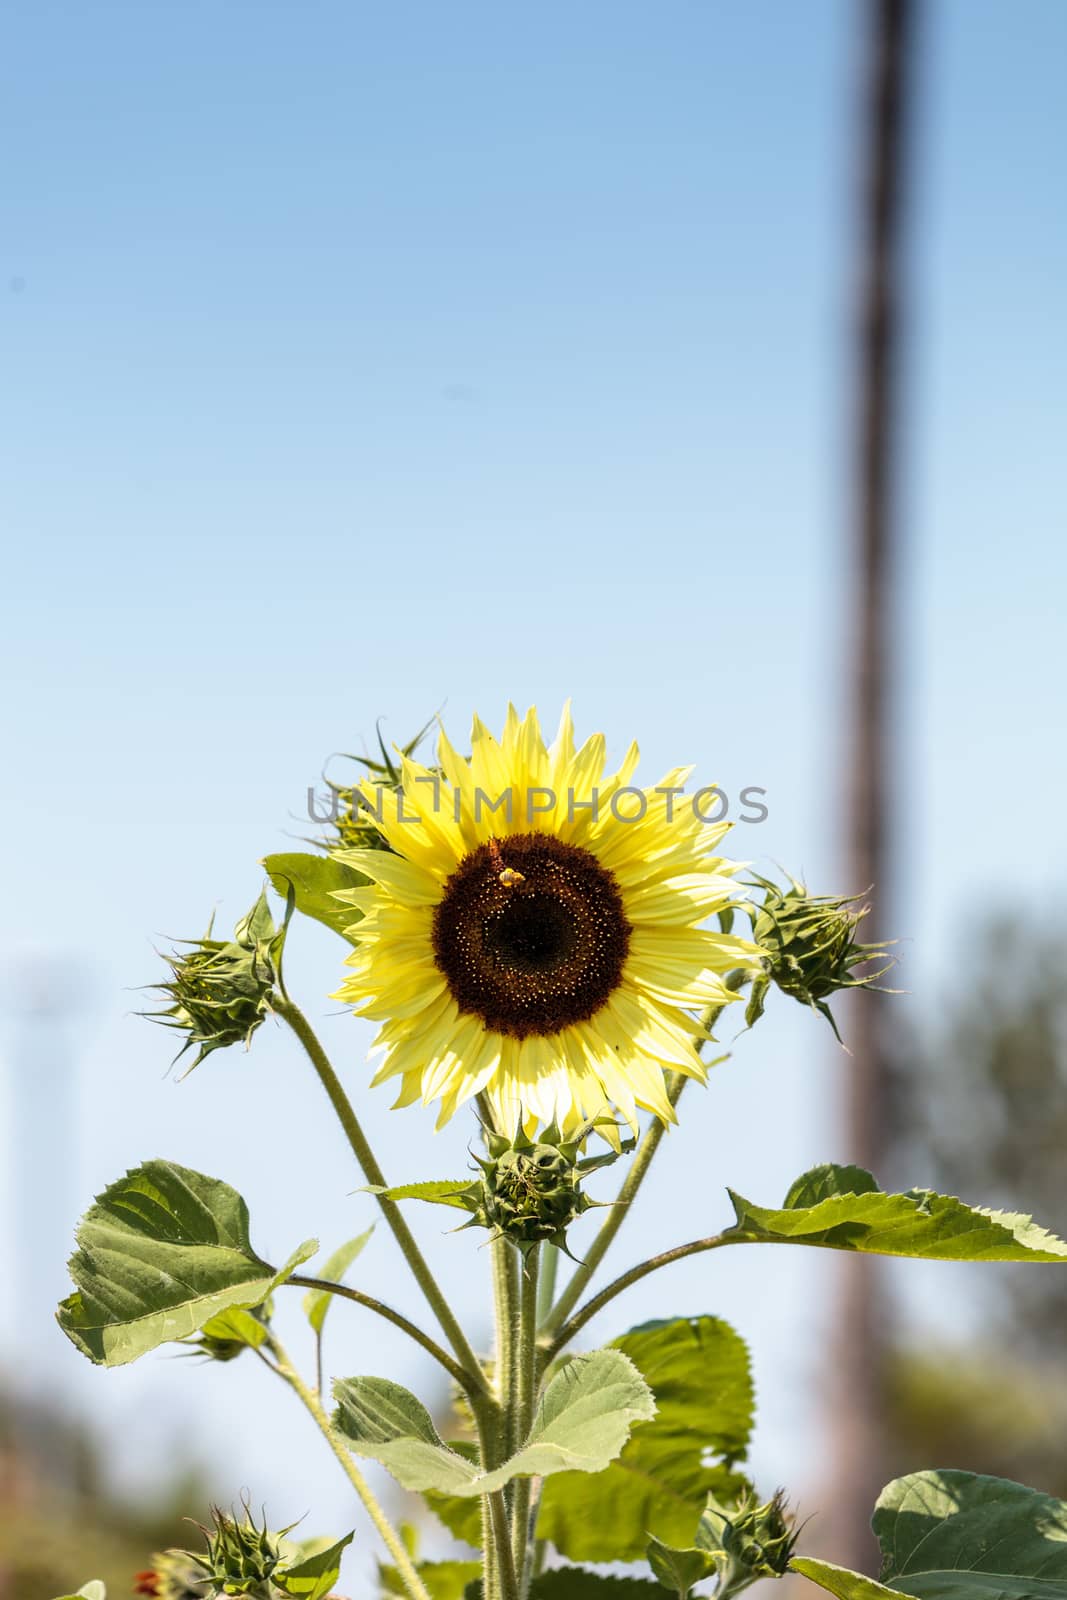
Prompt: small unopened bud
<box><xmin>146</xmin><ymin>891</ymin><xmax>288</xmax><ymax>1072</ymax></box>
<box><xmin>319</xmin><ymin>717</ymin><xmax>437</xmax><ymax>856</ymax></box>
<box><xmin>185</xmin><ymin>1504</ymin><xmax>291</xmax><ymax>1599</ymax></box>
<box><xmin>456</xmin><ymin>1121</ymin><xmax>630</xmax><ymax>1256</ymax></box>
<box><xmin>745</xmin><ymin>873</ymin><xmax>894</xmax><ymax>1040</ymax></box>
<box><xmin>701</xmin><ymin>1487</ymin><xmax>800</xmax><ymax>1594</ymax></box>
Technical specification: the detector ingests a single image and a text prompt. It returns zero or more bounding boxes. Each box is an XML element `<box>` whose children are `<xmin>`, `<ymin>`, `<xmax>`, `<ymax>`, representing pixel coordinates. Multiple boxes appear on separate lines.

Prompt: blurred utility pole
<box><xmin>825</xmin><ymin>0</ymin><xmax>917</xmax><ymax>1571</ymax></box>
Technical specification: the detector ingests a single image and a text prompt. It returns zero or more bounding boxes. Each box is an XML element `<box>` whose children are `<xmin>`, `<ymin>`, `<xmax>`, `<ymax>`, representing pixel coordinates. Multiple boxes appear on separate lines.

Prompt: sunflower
<box><xmin>331</xmin><ymin>705</ymin><xmax>760</xmax><ymax>1136</ymax></box>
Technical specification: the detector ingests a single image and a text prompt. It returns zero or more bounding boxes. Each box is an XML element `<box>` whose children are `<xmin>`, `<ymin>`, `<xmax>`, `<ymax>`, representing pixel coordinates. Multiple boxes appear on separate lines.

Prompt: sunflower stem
<box><xmin>492</xmin><ymin>1235</ymin><xmax>522</xmax><ymax>1453</ymax></box>
<box><xmin>275</xmin><ymin>995</ymin><xmax>489</xmax><ymax>1397</ymax></box>
<box><xmin>286</xmin><ymin>1273</ymin><xmax>479</xmax><ymax>1394</ymax></box>
<box><xmin>536</xmin><ymin>1242</ymin><xmax>559</xmax><ymax>1324</ymax></box>
<box><xmin>510</xmin><ymin>1245</ymin><xmax>541</xmax><ymax>1594</ymax></box>
<box><xmin>545</xmin><ymin>1231</ymin><xmax>734</xmax><ymax>1359</ymax></box>
<box><xmin>539</xmin><ymin>1070</ymin><xmax>688</xmax><ymax>1340</ymax></box>
<box><xmin>263</xmin><ymin>1331</ymin><xmax>433</xmax><ymax>1600</ymax></box>
<box><xmin>482</xmin><ymin>1247</ymin><xmax>521</xmax><ymax>1600</ymax></box>
<box><xmin>539</xmin><ymin>979</ymin><xmax>751</xmax><ymax>1343</ymax></box>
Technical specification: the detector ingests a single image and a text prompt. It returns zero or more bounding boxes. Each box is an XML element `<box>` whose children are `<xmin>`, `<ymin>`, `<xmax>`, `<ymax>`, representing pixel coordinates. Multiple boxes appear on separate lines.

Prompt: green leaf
<box><xmin>795</xmin><ymin>1469</ymin><xmax>1067</xmax><ymax>1600</ymax></box>
<box><xmin>263</xmin><ymin>851</ymin><xmax>368</xmax><ymax>944</ymax></box>
<box><xmin>198</xmin><ymin>1305</ymin><xmax>271</xmax><ymax>1350</ymax></box>
<box><xmin>537</xmin><ymin>1316</ymin><xmax>754</xmax><ymax>1562</ymax></box>
<box><xmin>423</xmin><ymin>1441</ymin><xmax>484</xmax><ymax>1546</ymax></box>
<box><xmin>791</xmin><ymin>1561</ymin><xmax>904</xmax><ymax>1600</ymax></box>
<box><xmin>646</xmin><ymin>1534</ymin><xmax>718</xmax><ymax>1595</ymax></box>
<box><xmin>335</xmin><ymin>1349</ymin><xmax>654</xmax><ymax>1496</ymax></box>
<box><xmin>303</xmin><ymin>1229</ymin><xmax>375</xmax><ymax>1334</ymax></box>
<box><xmin>529</xmin><ymin>1573</ymin><xmax>664</xmax><ymax>1598</ymax></box>
<box><xmin>363</xmin><ymin>1181</ymin><xmax>472</xmax><ymax>1212</ymax></box>
<box><xmin>727</xmin><ymin>1163</ymin><xmax>1067</xmax><ymax>1261</ymax></box>
<box><xmin>277</xmin><ymin>1532</ymin><xmax>354</xmax><ymax>1600</ymax></box>
<box><xmin>380</xmin><ymin>1559</ymin><xmax>482</xmax><ymax>1599</ymax></box>
<box><xmin>57</xmin><ymin>1160</ymin><xmax>317</xmax><ymax>1366</ymax></box>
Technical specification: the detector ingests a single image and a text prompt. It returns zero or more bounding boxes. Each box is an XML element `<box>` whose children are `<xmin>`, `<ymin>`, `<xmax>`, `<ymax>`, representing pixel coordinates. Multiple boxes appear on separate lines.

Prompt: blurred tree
<box><xmin>886</xmin><ymin>916</ymin><xmax>1067</xmax><ymax>1496</ymax></box>
<box><xmin>0</xmin><ymin>1381</ymin><xmax>209</xmax><ymax>1600</ymax></box>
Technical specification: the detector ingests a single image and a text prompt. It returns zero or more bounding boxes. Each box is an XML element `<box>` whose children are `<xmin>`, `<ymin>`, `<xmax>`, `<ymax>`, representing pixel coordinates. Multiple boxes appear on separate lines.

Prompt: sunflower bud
<box><xmin>319</xmin><ymin>718</ymin><xmax>437</xmax><ymax>855</ymax></box>
<box><xmin>133</xmin><ymin>1550</ymin><xmax>209</xmax><ymax>1598</ymax></box>
<box><xmin>701</xmin><ymin>1487</ymin><xmax>799</xmax><ymax>1594</ymax></box>
<box><xmin>148</xmin><ymin>891</ymin><xmax>287</xmax><ymax>1071</ymax></box>
<box><xmin>185</xmin><ymin>1506</ymin><xmax>291</xmax><ymax>1599</ymax></box>
<box><xmin>745</xmin><ymin>873</ymin><xmax>893</xmax><ymax>1040</ymax></box>
<box><xmin>457</xmin><ymin>1122</ymin><xmax>628</xmax><ymax>1255</ymax></box>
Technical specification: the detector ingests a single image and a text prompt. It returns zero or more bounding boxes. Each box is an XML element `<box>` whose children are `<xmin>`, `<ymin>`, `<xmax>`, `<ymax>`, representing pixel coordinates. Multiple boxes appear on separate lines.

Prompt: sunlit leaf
<box><xmin>57</xmin><ymin>1160</ymin><xmax>316</xmax><ymax>1366</ymax></box>
<box><xmin>794</xmin><ymin>1469</ymin><xmax>1067</xmax><ymax>1599</ymax></box>
<box><xmin>335</xmin><ymin>1349</ymin><xmax>654</xmax><ymax>1496</ymax></box>
<box><xmin>538</xmin><ymin>1316</ymin><xmax>753</xmax><ymax>1561</ymax></box>
<box><xmin>727</xmin><ymin>1163</ymin><xmax>1067</xmax><ymax>1261</ymax></box>
<box><xmin>263</xmin><ymin>851</ymin><xmax>367</xmax><ymax>944</ymax></box>
<box><xmin>277</xmin><ymin>1532</ymin><xmax>354</xmax><ymax>1600</ymax></box>
<box><xmin>303</xmin><ymin>1229</ymin><xmax>374</xmax><ymax>1334</ymax></box>
<box><xmin>380</xmin><ymin>1558</ymin><xmax>481</xmax><ymax>1599</ymax></box>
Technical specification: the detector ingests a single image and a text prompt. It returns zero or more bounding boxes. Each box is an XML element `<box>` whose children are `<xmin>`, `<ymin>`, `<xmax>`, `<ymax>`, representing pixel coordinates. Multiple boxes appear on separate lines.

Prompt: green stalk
<box><xmin>539</xmin><ymin>1070</ymin><xmax>688</xmax><ymax>1339</ymax></box>
<box><xmin>286</xmin><ymin>1272</ymin><xmax>475</xmax><ymax>1392</ymax></box>
<box><xmin>540</xmin><ymin>977</ymin><xmax>750</xmax><ymax>1342</ymax></box>
<box><xmin>265</xmin><ymin>1335</ymin><xmax>432</xmax><ymax>1600</ymax></box>
<box><xmin>483</xmin><ymin>1244</ymin><xmax>521</xmax><ymax>1600</ymax></box>
<box><xmin>545</xmin><ymin>1231</ymin><xmax>733</xmax><ymax>1359</ymax></box>
<box><xmin>536</xmin><ymin>1243</ymin><xmax>559</xmax><ymax>1324</ymax></box>
<box><xmin>492</xmin><ymin>1235</ymin><xmax>521</xmax><ymax>1451</ymax></box>
<box><xmin>510</xmin><ymin>1245</ymin><xmax>541</xmax><ymax>1594</ymax></box>
<box><xmin>275</xmin><ymin>995</ymin><xmax>488</xmax><ymax>1396</ymax></box>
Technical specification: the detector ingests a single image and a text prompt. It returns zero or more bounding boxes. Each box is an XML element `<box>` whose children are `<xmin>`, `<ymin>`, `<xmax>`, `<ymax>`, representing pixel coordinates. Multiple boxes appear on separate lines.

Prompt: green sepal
<box><xmin>362</xmin><ymin>1181</ymin><xmax>472</xmax><ymax>1211</ymax></box>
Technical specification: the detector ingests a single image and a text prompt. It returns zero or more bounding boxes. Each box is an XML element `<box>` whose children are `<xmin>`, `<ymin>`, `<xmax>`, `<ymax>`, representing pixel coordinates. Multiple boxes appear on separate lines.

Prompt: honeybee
<box><xmin>488</xmin><ymin>838</ymin><xmax>526</xmax><ymax>888</ymax></box>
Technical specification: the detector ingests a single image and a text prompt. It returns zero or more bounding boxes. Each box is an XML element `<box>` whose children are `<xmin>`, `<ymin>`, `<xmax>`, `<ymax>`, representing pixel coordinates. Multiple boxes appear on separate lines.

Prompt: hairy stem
<box><xmin>267</xmin><ymin>1334</ymin><xmax>433</xmax><ymax>1600</ymax></box>
<box><xmin>536</xmin><ymin>1242</ymin><xmax>559</xmax><ymax>1324</ymax></box>
<box><xmin>276</xmin><ymin>995</ymin><xmax>488</xmax><ymax>1394</ymax></box>
<box><xmin>492</xmin><ymin>1235</ymin><xmax>521</xmax><ymax>1450</ymax></box>
<box><xmin>546</xmin><ymin>1232</ymin><xmax>733</xmax><ymax>1359</ymax></box>
<box><xmin>510</xmin><ymin>1245</ymin><xmax>541</xmax><ymax>1594</ymax></box>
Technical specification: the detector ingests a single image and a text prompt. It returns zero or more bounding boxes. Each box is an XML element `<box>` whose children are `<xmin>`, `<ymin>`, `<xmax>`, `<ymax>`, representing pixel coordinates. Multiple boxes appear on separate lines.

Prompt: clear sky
<box><xmin>1</xmin><ymin>0</ymin><xmax>1064</xmax><ymax>1582</ymax></box>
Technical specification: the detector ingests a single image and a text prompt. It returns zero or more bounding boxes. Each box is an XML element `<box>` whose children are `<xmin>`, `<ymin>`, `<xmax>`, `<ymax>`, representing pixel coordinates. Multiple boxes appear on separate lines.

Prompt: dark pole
<box><xmin>825</xmin><ymin>0</ymin><xmax>916</xmax><ymax>1571</ymax></box>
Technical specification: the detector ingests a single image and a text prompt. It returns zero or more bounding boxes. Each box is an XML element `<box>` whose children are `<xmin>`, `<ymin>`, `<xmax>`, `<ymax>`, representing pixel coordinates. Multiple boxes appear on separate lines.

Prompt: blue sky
<box><xmin>2</xmin><ymin>0</ymin><xmax>1065</xmax><ymax>1579</ymax></box>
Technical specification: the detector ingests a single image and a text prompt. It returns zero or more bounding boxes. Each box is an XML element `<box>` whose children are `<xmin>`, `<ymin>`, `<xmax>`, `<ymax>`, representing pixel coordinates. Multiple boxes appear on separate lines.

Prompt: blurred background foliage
<box><xmin>0</xmin><ymin>1387</ymin><xmax>208</xmax><ymax>1600</ymax></box>
<box><xmin>886</xmin><ymin>917</ymin><xmax>1067</xmax><ymax>1499</ymax></box>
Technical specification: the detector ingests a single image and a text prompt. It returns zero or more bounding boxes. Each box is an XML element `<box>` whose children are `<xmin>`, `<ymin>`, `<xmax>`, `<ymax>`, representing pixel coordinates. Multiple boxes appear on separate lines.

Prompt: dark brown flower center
<box><xmin>431</xmin><ymin>833</ymin><xmax>631</xmax><ymax>1038</ymax></box>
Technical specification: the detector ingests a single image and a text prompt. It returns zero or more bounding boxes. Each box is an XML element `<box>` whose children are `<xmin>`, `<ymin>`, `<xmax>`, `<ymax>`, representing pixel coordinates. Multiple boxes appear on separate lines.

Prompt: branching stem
<box><xmin>275</xmin><ymin>995</ymin><xmax>488</xmax><ymax>1396</ymax></box>
<box><xmin>263</xmin><ymin>1332</ymin><xmax>433</xmax><ymax>1600</ymax></box>
<box><xmin>546</xmin><ymin>1232</ymin><xmax>733</xmax><ymax>1359</ymax></box>
<box><xmin>287</xmin><ymin>1272</ymin><xmax>479</xmax><ymax>1394</ymax></box>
